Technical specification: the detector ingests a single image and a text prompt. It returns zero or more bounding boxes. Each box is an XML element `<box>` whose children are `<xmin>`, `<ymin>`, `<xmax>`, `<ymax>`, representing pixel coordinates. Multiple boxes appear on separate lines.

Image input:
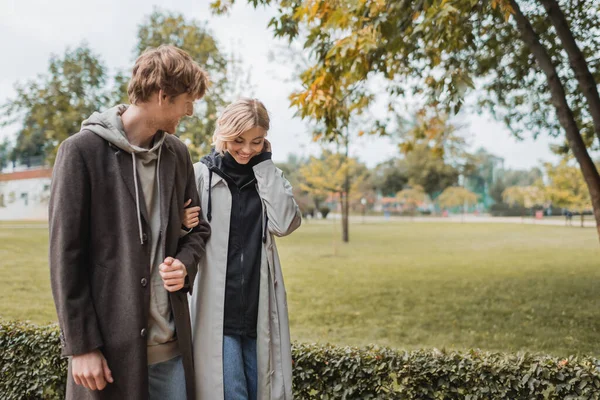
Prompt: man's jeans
<box><xmin>148</xmin><ymin>355</ymin><xmax>186</xmax><ymax>400</ymax></box>
<box><xmin>223</xmin><ymin>335</ymin><xmax>258</xmax><ymax>400</ymax></box>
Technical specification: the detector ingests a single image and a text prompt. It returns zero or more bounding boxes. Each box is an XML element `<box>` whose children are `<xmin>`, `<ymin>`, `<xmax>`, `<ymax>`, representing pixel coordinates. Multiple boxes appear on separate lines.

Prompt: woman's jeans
<box><xmin>223</xmin><ymin>335</ymin><xmax>258</xmax><ymax>400</ymax></box>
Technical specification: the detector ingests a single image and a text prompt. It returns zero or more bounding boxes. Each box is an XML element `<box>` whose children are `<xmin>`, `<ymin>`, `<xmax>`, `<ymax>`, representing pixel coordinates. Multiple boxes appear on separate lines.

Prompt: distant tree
<box><xmin>1</xmin><ymin>44</ymin><xmax>109</xmax><ymax>164</ymax></box>
<box><xmin>544</xmin><ymin>159</ymin><xmax>591</xmax><ymax>227</ymax></box>
<box><xmin>299</xmin><ymin>150</ymin><xmax>368</xmax><ymax>242</ymax></box>
<box><xmin>372</xmin><ymin>159</ymin><xmax>408</xmax><ymax>198</ymax></box>
<box><xmin>438</xmin><ymin>187</ymin><xmax>479</xmax><ymax>219</ymax></box>
<box><xmin>405</xmin><ymin>145</ymin><xmax>460</xmax><ymax>200</ymax></box>
<box><xmin>502</xmin><ymin>185</ymin><xmax>546</xmax><ymax>219</ymax></box>
<box><xmin>0</xmin><ymin>138</ymin><xmax>13</xmax><ymax>170</ymax></box>
<box><xmin>501</xmin><ymin>168</ymin><xmax>544</xmax><ymax>187</ymax></box>
<box><xmin>396</xmin><ymin>185</ymin><xmax>427</xmax><ymax>217</ymax></box>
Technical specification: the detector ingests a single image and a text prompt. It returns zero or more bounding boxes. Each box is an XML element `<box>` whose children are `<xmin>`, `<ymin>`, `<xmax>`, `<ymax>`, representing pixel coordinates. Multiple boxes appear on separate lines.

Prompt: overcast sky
<box><xmin>0</xmin><ymin>0</ymin><xmax>562</xmax><ymax>169</ymax></box>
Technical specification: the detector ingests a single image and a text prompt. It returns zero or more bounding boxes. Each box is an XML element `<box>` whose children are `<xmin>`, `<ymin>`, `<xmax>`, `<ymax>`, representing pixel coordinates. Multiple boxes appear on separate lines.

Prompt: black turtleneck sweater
<box><xmin>218</xmin><ymin>151</ymin><xmax>271</xmax><ymax>338</ymax></box>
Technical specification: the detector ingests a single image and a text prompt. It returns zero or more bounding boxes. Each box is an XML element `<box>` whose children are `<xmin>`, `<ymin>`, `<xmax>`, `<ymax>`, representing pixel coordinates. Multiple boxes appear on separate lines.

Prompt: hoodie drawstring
<box><xmin>207</xmin><ymin>170</ymin><xmax>213</xmax><ymax>222</ymax></box>
<box><xmin>132</xmin><ymin>153</ymin><xmax>144</xmax><ymax>245</ymax></box>
<box><xmin>132</xmin><ymin>146</ymin><xmax>163</xmax><ymax>245</ymax></box>
<box><xmin>157</xmin><ymin>145</ymin><xmax>162</xmax><ymax>208</ymax></box>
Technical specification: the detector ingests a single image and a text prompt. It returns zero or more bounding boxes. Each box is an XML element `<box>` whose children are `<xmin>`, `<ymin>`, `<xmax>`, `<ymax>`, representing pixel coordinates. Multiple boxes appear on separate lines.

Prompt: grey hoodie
<box><xmin>82</xmin><ymin>105</ymin><xmax>179</xmax><ymax>365</ymax></box>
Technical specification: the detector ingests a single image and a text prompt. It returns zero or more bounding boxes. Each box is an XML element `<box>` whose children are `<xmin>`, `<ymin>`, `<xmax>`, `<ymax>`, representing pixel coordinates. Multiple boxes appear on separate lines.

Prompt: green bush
<box><xmin>2</xmin><ymin>321</ymin><xmax>600</xmax><ymax>399</ymax></box>
<box><xmin>0</xmin><ymin>321</ymin><xmax>67</xmax><ymax>400</ymax></box>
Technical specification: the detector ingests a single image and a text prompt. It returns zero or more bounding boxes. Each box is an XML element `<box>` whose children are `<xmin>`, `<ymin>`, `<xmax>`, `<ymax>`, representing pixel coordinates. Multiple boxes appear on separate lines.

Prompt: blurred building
<box><xmin>0</xmin><ymin>161</ymin><xmax>51</xmax><ymax>221</ymax></box>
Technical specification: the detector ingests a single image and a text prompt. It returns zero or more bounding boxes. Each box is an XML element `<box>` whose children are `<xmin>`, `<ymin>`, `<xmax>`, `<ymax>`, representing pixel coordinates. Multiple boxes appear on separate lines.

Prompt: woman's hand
<box><xmin>182</xmin><ymin>198</ymin><xmax>201</xmax><ymax>229</ymax></box>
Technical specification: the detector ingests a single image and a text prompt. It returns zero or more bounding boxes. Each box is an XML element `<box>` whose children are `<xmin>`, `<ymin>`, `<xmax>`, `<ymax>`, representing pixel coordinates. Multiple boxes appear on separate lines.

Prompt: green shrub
<box><xmin>0</xmin><ymin>321</ymin><xmax>67</xmax><ymax>400</ymax></box>
<box><xmin>2</xmin><ymin>321</ymin><xmax>600</xmax><ymax>399</ymax></box>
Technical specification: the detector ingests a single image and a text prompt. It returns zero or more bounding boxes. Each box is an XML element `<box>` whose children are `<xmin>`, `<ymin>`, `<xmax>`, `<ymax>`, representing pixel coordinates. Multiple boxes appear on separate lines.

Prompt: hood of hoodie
<box><xmin>81</xmin><ymin>104</ymin><xmax>167</xmax><ymax>247</ymax></box>
<box><xmin>81</xmin><ymin>104</ymin><xmax>166</xmax><ymax>156</ymax></box>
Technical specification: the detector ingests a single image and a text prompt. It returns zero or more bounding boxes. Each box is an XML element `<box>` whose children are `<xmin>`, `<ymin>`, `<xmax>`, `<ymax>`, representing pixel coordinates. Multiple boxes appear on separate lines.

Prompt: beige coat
<box><xmin>189</xmin><ymin>159</ymin><xmax>301</xmax><ymax>399</ymax></box>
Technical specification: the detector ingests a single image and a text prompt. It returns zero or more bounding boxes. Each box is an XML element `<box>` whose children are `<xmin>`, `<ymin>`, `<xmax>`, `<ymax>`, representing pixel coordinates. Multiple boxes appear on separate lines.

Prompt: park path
<box><xmin>325</xmin><ymin>213</ymin><xmax>597</xmax><ymax>228</ymax></box>
<box><xmin>0</xmin><ymin>215</ymin><xmax>595</xmax><ymax>229</ymax></box>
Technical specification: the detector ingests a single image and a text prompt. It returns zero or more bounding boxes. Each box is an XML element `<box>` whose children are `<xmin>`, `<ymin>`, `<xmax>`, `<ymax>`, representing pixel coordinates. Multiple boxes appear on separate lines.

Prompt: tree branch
<box><xmin>538</xmin><ymin>0</ymin><xmax>600</xmax><ymax>145</ymax></box>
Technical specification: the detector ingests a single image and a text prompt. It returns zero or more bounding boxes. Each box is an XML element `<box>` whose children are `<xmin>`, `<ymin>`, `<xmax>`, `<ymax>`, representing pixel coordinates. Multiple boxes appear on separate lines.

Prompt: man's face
<box><xmin>158</xmin><ymin>93</ymin><xmax>197</xmax><ymax>134</ymax></box>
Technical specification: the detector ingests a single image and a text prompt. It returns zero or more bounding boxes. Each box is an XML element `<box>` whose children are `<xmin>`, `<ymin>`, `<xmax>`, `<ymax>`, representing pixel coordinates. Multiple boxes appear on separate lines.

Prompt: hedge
<box><xmin>2</xmin><ymin>321</ymin><xmax>600</xmax><ymax>399</ymax></box>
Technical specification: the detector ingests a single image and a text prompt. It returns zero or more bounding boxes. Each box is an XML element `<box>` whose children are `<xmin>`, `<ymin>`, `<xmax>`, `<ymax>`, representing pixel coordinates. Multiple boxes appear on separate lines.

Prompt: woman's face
<box><xmin>226</xmin><ymin>126</ymin><xmax>267</xmax><ymax>164</ymax></box>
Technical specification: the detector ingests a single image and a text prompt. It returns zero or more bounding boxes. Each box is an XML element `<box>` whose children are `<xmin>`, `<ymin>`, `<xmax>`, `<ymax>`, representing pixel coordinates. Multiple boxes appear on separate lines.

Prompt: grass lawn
<box><xmin>2</xmin><ymin>221</ymin><xmax>599</xmax><ymax>357</ymax></box>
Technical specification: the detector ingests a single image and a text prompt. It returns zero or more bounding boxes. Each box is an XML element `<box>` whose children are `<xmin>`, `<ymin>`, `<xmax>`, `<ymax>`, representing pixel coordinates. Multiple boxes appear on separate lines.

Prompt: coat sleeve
<box><xmin>253</xmin><ymin>155</ymin><xmax>302</xmax><ymax>237</ymax></box>
<box><xmin>175</xmin><ymin>151</ymin><xmax>210</xmax><ymax>295</ymax></box>
<box><xmin>49</xmin><ymin>139</ymin><xmax>103</xmax><ymax>356</ymax></box>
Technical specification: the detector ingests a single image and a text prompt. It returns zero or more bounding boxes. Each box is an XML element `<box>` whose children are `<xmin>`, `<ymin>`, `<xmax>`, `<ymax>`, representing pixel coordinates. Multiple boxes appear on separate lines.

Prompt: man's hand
<box><xmin>159</xmin><ymin>257</ymin><xmax>188</xmax><ymax>292</ymax></box>
<box><xmin>72</xmin><ymin>349</ymin><xmax>113</xmax><ymax>391</ymax></box>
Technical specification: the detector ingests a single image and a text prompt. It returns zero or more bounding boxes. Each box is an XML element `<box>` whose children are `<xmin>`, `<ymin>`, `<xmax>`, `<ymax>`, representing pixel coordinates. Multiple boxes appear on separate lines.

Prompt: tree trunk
<box><xmin>539</xmin><ymin>0</ymin><xmax>600</xmax><ymax>143</ymax></box>
<box><xmin>581</xmin><ymin>212</ymin><xmax>584</xmax><ymax>228</ymax></box>
<box><xmin>509</xmin><ymin>0</ymin><xmax>600</xmax><ymax>242</ymax></box>
<box><xmin>342</xmin><ymin>134</ymin><xmax>350</xmax><ymax>243</ymax></box>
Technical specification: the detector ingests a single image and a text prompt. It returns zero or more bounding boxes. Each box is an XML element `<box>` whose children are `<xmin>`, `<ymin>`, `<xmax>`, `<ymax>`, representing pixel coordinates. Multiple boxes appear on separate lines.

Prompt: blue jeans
<box><xmin>148</xmin><ymin>355</ymin><xmax>186</xmax><ymax>400</ymax></box>
<box><xmin>223</xmin><ymin>335</ymin><xmax>258</xmax><ymax>400</ymax></box>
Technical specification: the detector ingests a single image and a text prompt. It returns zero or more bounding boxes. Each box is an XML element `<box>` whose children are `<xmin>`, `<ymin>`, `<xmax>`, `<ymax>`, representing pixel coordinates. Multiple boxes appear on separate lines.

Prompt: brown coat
<box><xmin>49</xmin><ymin>129</ymin><xmax>210</xmax><ymax>400</ymax></box>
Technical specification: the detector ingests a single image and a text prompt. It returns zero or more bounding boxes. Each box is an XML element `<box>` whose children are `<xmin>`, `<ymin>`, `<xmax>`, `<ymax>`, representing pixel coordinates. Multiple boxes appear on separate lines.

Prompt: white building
<box><xmin>0</xmin><ymin>168</ymin><xmax>52</xmax><ymax>221</ymax></box>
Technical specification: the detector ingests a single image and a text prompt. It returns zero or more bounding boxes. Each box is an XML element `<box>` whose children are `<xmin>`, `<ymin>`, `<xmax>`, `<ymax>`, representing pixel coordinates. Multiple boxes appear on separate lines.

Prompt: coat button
<box><xmin>141</xmin><ymin>278</ymin><xmax>148</xmax><ymax>287</ymax></box>
<box><xmin>142</xmin><ymin>233</ymin><xmax>148</xmax><ymax>243</ymax></box>
<box><xmin>141</xmin><ymin>328</ymin><xmax>147</xmax><ymax>338</ymax></box>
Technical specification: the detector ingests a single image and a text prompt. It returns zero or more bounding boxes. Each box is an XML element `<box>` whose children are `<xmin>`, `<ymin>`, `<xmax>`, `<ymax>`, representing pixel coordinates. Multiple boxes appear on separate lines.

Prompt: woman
<box><xmin>184</xmin><ymin>98</ymin><xmax>301</xmax><ymax>400</ymax></box>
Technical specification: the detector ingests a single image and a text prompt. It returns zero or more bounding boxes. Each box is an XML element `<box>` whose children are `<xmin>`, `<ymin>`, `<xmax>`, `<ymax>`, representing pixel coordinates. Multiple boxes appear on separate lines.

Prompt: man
<box><xmin>49</xmin><ymin>45</ymin><xmax>211</xmax><ymax>400</ymax></box>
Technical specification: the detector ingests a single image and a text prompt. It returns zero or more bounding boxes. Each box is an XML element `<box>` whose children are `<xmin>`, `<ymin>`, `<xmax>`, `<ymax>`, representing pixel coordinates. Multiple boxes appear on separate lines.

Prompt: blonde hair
<box><xmin>128</xmin><ymin>45</ymin><xmax>209</xmax><ymax>104</ymax></box>
<box><xmin>213</xmin><ymin>98</ymin><xmax>270</xmax><ymax>153</ymax></box>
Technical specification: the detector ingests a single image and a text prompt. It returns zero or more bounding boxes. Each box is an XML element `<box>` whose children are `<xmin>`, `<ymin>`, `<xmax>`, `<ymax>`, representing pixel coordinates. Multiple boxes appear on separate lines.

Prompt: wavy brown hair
<box><xmin>128</xmin><ymin>45</ymin><xmax>209</xmax><ymax>104</ymax></box>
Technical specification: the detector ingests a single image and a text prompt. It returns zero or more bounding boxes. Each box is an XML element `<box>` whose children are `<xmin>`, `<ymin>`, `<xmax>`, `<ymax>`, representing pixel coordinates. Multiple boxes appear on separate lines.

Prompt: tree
<box><xmin>501</xmin><ymin>168</ymin><xmax>544</xmax><ymax>187</ymax></box>
<box><xmin>544</xmin><ymin>159</ymin><xmax>592</xmax><ymax>227</ymax></box>
<box><xmin>298</xmin><ymin>149</ymin><xmax>368</xmax><ymax>242</ymax></box>
<box><xmin>278</xmin><ymin>154</ymin><xmax>319</xmax><ymax>218</ymax></box>
<box><xmin>399</xmin><ymin>108</ymin><xmax>469</xmax><ymax>163</ymax></box>
<box><xmin>1</xmin><ymin>44</ymin><xmax>109</xmax><ymax>164</ymax></box>
<box><xmin>502</xmin><ymin>185</ymin><xmax>546</xmax><ymax>218</ymax></box>
<box><xmin>372</xmin><ymin>158</ymin><xmax>408</xmax><ymax>197</ymax></box>
<box><xmin>405</xmin><ymin>145</ymin><xmax>460</xmax><ymax>200</ymax></box>
<box><xmin>491</xmin><ymin>166</ymin><xmax>543</xmax><ymax>205</ymax></box>
<box><xmin>438</xmin><ymin>186</ymin><xmax>479</xmax><ymax>221</ymax></box>
<box><xmin>0</xmin><ymin>138</ymin><xmax>13</xmax><ymax>170</ymax></box>
<box><xmin>214</xmin><ymin>0</ymin><xmax>600</xmax><ymax>241</ymax></box>
<box><xmin>396</xmin><ymin>185</ymin><xmax>427</xmax><ymax>217</ymax></box>
<box><xmin>398</xmin><ymin>108</ymin><xmax>463</xmax><ymax>200</ymax></box>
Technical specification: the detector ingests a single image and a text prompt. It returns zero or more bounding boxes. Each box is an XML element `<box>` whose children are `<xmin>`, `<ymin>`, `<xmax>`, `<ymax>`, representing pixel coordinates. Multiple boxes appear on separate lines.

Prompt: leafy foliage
<box><xmin>544</xmin><ymin>159</ymin><xmax>592</xmax><ymax>213</ymax></box>
<box><xmin>3</xmin><ymin>320</ymin><xmax>600</xmax><ymax>399</ymax></box>
<box><xmin>438</xmin><ymin>186</ymin><xmax>479</xmax><ymax>210</ymax></box>
<box><xmin>396</xmin><ymin>185</ymin><xmax>427</xmax><ymax>213</ymax></box>
<box><xmin>503</xmin><ymin>185</ymin><xmax>545</xmax><ymax>208</ymax></box>
<box><xmin>0</xmin><ymin>44</ymin><xmax>109</xmax><ymax>164</ymax></box>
